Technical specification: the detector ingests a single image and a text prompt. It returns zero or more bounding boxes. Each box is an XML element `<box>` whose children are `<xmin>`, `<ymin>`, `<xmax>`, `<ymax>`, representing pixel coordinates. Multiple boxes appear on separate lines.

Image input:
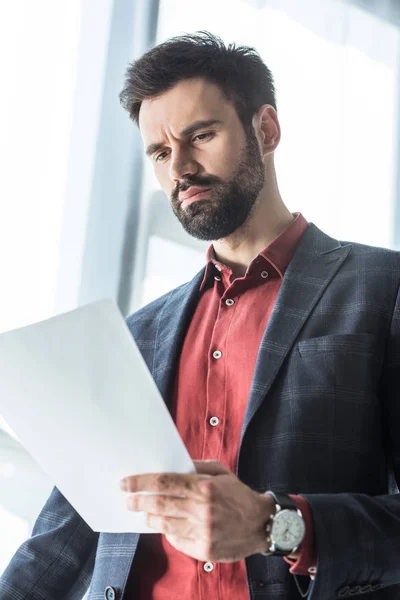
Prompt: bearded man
<box><xmin>1</xmin><ymin>31</ymin><xmax>400</xmax><ymax>600</ymax></box>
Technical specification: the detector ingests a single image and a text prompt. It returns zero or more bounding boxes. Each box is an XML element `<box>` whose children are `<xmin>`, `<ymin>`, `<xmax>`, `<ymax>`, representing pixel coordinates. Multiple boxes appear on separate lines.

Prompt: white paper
<box><xmin>0</xmin><ymin>299</ymin><xmax>195</xmax><ymax>533</ymax></box>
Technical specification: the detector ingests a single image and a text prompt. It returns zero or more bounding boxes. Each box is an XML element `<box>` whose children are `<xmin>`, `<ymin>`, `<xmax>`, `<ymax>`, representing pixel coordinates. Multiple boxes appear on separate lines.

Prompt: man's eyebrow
<box><xmin>180</xmin><ymin>119</ymin><xmax>222</xmax><ymax>137</ymax></box>
<box><xmin>145</xmin><ymin>119</ymin><xmax>222</xmax><ymax>158</ymax></box>
<box><xmin>145</xmin><ymin>142</ymin><xmax>165</xmax><ymax>158</ymax></box>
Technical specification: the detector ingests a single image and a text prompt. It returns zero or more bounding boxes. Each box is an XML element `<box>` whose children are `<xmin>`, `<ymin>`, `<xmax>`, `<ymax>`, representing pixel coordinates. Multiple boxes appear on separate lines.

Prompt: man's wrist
<box><xmin>254</xmin><ymin>492</ymin><xmax>275</xmax><ymax>554</ymax></box>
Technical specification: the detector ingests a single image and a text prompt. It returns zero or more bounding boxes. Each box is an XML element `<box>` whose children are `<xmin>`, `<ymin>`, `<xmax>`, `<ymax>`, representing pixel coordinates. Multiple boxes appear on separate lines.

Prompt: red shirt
<box><xmin>125</xmin><ymin>213</ymin><xmax>317</xmax><ymax>599</ymax></box>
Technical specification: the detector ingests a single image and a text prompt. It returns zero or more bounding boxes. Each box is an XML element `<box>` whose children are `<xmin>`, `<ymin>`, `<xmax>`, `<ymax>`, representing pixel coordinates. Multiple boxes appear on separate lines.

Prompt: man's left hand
<box><xmin>120</xmin><ymin>459</ymin><xmax>274</xmax><ymax>562</ymax></box>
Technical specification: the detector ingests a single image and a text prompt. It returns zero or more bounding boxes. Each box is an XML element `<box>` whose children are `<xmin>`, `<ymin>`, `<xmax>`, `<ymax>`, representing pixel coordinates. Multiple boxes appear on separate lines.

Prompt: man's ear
<box><xmin>252</xmin><ymin>104</ymin><xmax>281</xmax><ymax>156</ymax></box>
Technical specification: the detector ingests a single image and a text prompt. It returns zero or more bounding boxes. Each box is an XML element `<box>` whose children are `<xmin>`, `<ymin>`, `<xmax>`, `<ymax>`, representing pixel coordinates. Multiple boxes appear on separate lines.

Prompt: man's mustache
<box><xmin>171</xmin><ymin>176</ymin><xmax>221</xmax><ymax>202</ymax></box>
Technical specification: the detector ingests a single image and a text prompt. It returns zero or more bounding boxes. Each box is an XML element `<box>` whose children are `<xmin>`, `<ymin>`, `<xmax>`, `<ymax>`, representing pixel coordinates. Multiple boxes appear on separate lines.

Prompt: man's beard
<box><xmin>170</xmin><ymin>128</ymin><xmax>265</xmax><ymax>241</ymax></box>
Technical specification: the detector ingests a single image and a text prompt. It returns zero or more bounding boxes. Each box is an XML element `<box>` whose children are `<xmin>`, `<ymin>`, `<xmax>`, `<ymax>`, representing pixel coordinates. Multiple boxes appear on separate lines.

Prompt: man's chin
<box><xmin>180</xmin><ymin>220</ymin><xmax>237</xmax><ymax>242</ymax></box>
<box><xmin>173</xmin><ymin>199</ymin><xmax>247</xmax><ymax>240</ymax></box>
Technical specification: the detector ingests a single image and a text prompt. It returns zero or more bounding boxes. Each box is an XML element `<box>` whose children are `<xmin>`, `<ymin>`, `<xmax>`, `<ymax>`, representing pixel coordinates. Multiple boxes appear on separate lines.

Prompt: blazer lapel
<box><xmin>239</xmin><ymin>223</ymin><xmax>352</xmax><ymax>447</ymax></box>
<box><xmin>151</xmin><ymin>269</ymin><xmax>204</xmax><ymax>407</ymax></box>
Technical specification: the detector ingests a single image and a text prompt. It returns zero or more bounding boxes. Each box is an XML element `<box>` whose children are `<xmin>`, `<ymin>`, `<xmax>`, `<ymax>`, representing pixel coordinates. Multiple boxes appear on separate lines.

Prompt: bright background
<box><xmin>1</xmin><ymin>0</ymin><xmax>399</xmax><ymax>593</ymax></box>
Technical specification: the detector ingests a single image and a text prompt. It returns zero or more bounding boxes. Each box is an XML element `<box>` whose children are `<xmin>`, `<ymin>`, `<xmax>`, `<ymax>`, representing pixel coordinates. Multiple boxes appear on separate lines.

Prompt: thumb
<box><xmin>193</xmin><ymin>459</ymin><xmax>231</xmax><ymax>476</ymax></box>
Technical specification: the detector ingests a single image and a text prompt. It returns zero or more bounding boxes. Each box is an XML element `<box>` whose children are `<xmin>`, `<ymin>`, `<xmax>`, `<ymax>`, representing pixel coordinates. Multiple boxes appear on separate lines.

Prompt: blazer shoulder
<box><xmin>124</xmin><ymin>279</ymin><xmax>194</xmax><ymax>333</ymax></box>
<box><xmin>341</xmin><ymin>239</ymin><xmax>400</xmax><ymax>269</ymax></box>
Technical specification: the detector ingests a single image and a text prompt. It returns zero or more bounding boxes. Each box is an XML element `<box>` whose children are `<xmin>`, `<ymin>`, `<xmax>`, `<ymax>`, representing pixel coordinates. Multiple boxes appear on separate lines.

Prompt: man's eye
<box><xmin>193</xmin><ymin>132</ymin><xmax>213</xmax><ymax>142</ymax></box>
<box><xmin>154</xmin><ymin>133</ymin><xmax>213</xmax><ymax>161</ymax></box>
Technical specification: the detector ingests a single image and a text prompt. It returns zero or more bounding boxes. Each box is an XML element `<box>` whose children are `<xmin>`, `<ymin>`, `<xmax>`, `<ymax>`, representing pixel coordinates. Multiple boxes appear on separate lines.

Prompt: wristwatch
<box><xmin>261</xmin><ymin>491</ymin><xmax>306</xmax><ymax>556</ymax></box>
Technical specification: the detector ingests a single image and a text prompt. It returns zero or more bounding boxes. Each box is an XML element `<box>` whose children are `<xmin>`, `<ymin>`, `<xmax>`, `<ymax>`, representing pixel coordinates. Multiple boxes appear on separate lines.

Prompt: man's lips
<box><xmin>178</xmin><ymin>186</ymin><xmax>211</xmax><ymax>203</ymax></box>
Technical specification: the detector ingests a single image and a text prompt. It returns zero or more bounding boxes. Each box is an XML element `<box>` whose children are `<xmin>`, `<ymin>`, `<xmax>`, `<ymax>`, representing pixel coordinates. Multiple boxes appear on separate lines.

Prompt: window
<box><xmin>135</xmin><ymin>0</ymin><xmax>400</xmax><ymax>308</ymax></box>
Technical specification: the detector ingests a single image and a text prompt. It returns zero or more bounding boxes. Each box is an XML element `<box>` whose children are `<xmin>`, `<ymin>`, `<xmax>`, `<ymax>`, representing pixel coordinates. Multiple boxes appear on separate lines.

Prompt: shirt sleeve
<box><xmin>283</xmin><ymin>495</ymin><xmax>318</xmax><ymax>577</ymax></box>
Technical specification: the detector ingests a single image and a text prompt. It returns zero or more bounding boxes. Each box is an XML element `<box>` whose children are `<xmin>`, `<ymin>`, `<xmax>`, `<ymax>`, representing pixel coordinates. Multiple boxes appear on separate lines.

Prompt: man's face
<box><xmin>139</xmin><ymin>78</ymin><xmax>265</xmax><ymax>241</ymax></box>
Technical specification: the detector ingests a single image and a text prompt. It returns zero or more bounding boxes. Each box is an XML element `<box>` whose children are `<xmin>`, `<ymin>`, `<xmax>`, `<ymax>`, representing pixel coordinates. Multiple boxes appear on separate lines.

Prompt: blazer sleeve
<box><xmin>300</xmin><ymin>284</ymin><xmax>400</xmax><ymax>600</ymax></box>
<box><xmin>0</xmin><ymin>486</ymin><xmax>99</xmax><ymax>599</ymax></box>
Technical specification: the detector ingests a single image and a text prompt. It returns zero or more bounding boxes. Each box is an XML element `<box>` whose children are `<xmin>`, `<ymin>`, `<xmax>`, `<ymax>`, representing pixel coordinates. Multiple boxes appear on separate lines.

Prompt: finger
<box><xmin>126</xmin><ymin>494</ymin><xmax>200</xmax><ymax>518</ymax></box>
<box><xmin>146</xmin><ymin>513</ymin><xmax>196</xmax><ymax>538</ymax></box>
<box><xmin>120</xmin><ymin>472</ymin><xmax>199</xmax><ymax>495</ymax></box>
<box><xmin>193</xmin><ymin>460</ymin><xmax>231</xmax><ymax>476</ymax></box>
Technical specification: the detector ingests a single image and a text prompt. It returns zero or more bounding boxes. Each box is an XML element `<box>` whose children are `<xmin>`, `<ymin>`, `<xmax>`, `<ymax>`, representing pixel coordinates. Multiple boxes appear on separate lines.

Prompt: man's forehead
<box><xmin>139</xmin><ymin>78</ymin><xmax>231</xmax><ymax>142</ymax></box>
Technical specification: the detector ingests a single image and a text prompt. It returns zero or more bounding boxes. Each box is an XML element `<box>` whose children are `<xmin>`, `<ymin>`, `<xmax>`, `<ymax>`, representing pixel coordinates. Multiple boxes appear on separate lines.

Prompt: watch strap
<box><xmin>266</xmin><ymin>491</ymin><xmax>298</xmax><ymax>511</ymax></box>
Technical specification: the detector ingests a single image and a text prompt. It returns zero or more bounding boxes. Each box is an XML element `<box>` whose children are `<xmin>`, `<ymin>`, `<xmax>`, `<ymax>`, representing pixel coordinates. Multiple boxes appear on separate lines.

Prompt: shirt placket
<box><xmin>199</xmin><ymin>266</ymin><xmax>238</xmax><ymax>600</ymax></box>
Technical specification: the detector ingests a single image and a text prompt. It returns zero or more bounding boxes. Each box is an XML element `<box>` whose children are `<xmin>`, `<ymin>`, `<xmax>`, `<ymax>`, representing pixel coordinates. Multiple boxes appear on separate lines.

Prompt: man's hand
<box><xmin>120</xmin><ymin>459</ymin><xmax>274</xmax><ymax>562</ymax></box>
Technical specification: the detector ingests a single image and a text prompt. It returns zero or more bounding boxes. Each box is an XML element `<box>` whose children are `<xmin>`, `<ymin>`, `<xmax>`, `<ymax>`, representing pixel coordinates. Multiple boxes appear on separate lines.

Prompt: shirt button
<box><xmin>209</xmin><ymin>416</ymin><xmax>219</xmax><ymax>426</ymax></box>
<box><xmin>204</xmin><ymin>562</ymin><xmax>214</xmax><ymax>572</ymax></box>
<box><xmin>261</xmin><ymin>271</ymin><xmax>269</xmax><ymax>279</ymax></box>
<box><xmin>215</xmin><ymin>264</ymin><xmax>222</xmax><ymax>271</ymax></box>
<box><xmin>225</xmin><ymin>299</ymin><xmax>234</xmax><ymax>306</ymax></box>
<box><xmin>213</xmin><ymin>350</ymin><xmax>222</xmax><ymax>359</ymax></box>
<box><xmin>214</xmin><ymin>276</ymin><xmax>221</xmax><ymax>281</ymax></box>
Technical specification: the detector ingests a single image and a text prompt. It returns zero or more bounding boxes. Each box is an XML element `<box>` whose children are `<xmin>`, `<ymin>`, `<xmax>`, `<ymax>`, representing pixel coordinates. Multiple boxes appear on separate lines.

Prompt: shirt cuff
<box><xmin>283</xmin><ymin>495</ymin><xmax>317</xmax><ymax>578</ymax></box>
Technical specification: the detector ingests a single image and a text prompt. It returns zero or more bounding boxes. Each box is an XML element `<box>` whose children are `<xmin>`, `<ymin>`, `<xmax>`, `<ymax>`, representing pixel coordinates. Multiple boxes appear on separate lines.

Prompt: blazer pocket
<box><xmin>294</xmin><ymin>333</ymin><xmax>379</xmax><ymax>458</ymax></box>
<box><xmin>297</xmin><ymin>333</ymin><xmax>374</xmax><ymax>358</ymax></box>
<box><xmin>296</xmin><ymin>332</ymin><xmax>377</xmax><ymax>410</ymax></box>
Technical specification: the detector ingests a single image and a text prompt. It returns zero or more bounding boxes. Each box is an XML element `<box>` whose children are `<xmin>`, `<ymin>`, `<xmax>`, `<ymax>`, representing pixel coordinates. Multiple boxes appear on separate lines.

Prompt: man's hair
<box><xmin>119</xmin><ymin>31</ymin><xmax>277</xmax><ymax>130</ymax></box>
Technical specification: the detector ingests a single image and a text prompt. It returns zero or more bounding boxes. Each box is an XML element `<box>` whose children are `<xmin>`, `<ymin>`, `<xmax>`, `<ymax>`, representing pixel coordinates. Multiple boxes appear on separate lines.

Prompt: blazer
<box><xmin>1</xmin><ymin>223</ymin><xmax>400</xmax><ymax>600</ymax></box>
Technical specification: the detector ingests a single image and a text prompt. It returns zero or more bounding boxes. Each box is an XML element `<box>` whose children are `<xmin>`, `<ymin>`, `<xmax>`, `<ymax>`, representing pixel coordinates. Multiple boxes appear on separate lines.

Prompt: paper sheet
<box><xmin>0</xmin><ymin>299</ymin><xmax>195</xmax><ymax>533</ymax></box>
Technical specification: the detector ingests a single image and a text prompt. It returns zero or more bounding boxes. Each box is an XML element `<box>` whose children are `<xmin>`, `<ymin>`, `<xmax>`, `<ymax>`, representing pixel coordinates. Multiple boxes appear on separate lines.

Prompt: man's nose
<box><xmin>169</xmin><ymin>149</ymin><xmax>199</xmax><ymax>182</ymax></box>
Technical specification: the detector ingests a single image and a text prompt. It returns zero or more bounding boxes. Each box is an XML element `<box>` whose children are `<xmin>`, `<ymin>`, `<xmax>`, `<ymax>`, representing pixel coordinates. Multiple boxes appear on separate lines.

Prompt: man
<box><xmin>1</xmin><ymin>31</ymin><xmax>400</xmax><ymax>600</ymax></box>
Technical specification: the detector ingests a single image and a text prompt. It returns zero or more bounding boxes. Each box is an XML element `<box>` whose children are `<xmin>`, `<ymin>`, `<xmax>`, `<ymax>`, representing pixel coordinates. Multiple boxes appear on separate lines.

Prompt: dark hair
<box><xmin>119</xmin><ymin>31</ymin><xmax>277</xmax><ymax>130</ymax></box>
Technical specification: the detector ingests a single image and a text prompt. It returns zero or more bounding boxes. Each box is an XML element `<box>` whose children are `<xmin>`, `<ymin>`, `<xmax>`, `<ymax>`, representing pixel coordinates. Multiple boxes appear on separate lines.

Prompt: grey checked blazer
<box><xmin>2</xmin><ymin>223</ymin><xmax>400</xmax><ymax>600</ymax></box>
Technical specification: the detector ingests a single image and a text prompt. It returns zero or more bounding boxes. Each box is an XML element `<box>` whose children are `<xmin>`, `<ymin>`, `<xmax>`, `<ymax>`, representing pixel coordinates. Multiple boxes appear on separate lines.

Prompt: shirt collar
<box><xmin>199</xmin><ymin>212</ymin><xmax>308</xmax><ymax>291</ymax></box>
<box><xmin>259</xmin><ymin>212</ymin><xmax>308</xmax><ymax>277</ymax></box>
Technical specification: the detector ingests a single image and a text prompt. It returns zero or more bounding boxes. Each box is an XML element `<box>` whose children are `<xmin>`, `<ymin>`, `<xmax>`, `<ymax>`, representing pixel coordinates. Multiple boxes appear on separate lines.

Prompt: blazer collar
<box><xmin>239</xmin><ymin>223</ymin><xmax>352</xmax><ymax>451</ymax></box>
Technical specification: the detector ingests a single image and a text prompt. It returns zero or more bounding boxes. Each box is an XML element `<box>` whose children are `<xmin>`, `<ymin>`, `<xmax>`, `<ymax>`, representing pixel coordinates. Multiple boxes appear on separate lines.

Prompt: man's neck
<box><xmin>212</xmin><ymin>203</ymin><xmax>295</xmax><ymax>280</ymax></box>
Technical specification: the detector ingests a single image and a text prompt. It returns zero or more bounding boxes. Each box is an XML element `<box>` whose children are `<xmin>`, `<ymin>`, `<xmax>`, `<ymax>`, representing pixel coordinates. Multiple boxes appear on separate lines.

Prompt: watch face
<box><xmin>271</xmin><ymin>510</ymin><xmax>306</xmax><ymax>551</ymax></box>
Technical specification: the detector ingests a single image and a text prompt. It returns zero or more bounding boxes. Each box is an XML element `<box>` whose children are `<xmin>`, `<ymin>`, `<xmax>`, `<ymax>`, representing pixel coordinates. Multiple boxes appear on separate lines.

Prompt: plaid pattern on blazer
<box><xmin>2</xmin><ymin>223</ymin><xmax>400</xmax><ymax>600</ymax></box>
